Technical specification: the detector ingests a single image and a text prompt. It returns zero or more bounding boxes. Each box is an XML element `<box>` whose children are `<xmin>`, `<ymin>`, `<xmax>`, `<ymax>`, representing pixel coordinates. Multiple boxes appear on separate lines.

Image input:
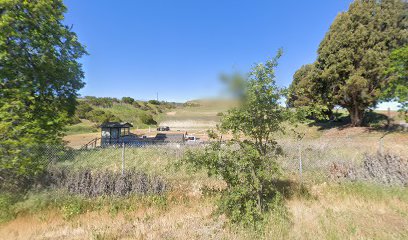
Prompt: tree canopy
<box><xmin>288</xmin><ymin>0</ymin><xmax>408</xmax><ymax>126</ymax></box>
<box><xmin>383</xmin><ymin>45</ymin><xmax>408</xmax><ymax>120</ymax></box>
<box><xmin>0</xmin><ymin>0</ymin><xmax>86</xmax><ymax>188</ymax></box>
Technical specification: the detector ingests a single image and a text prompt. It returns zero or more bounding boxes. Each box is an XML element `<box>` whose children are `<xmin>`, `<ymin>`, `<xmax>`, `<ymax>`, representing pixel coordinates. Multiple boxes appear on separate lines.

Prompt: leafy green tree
<box><xmin>0</xmin><ymin>0</ymin><xmax>86</xmax><ymax>188</ymax></box>
<box><xmin>287</xmin><ymin>63</ymin><xmax>334</xmax><ymax>120</ymax></box>
<box><xmin>121</xmin><ymin>97</ymin><xmax>135</xmax><ymax>105</ymax></box>
<box><xmin>287</xmin><ymin>64</ymin><xmax>316</xmax><ymax>108</ymax></box>
<box><xmin>316</xmin><ymin>0</ymin><xmax>407</xmax><ymax>126</ymax></box>
<box><xmin>184</xmin><ymin>51</ymin><xmax>289</xmax><ymax>227</ymax></box>
<box><xmin>220</xmin><ymin>50</ymin><xmax>287</xmax><ymax>155</ymax></box>
<box><xmin>383</xmin><ymin>45</ymin><xmax>408</xmax><ymax>120</ymax></box>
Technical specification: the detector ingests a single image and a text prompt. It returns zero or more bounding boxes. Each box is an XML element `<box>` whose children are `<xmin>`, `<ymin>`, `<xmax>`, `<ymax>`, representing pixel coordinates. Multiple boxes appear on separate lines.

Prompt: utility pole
<box><xmin>157</xmin><ymin>92</ymin><xmax>159</xmax><ymax>101</ymax></box>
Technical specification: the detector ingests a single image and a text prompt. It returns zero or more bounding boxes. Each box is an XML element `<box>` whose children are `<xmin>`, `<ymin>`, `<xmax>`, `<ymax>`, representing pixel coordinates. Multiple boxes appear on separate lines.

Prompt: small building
<box><xmin>100</xmin><ymin>122</ymin><xmax>133</xmax><ymax>145</ymax></box>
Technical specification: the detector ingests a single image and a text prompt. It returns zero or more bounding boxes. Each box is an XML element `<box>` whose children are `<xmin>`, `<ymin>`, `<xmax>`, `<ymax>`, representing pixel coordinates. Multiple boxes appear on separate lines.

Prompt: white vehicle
<box><xmin>185</xmin><ymin>135</ymin><xmax>197</xmax><ymax>142</ymax></box>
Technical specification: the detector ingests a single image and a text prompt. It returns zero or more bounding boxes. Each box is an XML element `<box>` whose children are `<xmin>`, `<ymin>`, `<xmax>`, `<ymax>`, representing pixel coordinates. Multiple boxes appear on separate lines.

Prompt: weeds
<box><xmin>0</xmin><ymin>193</ymin><xmax>17</xmax><ymax>223</ymax></box>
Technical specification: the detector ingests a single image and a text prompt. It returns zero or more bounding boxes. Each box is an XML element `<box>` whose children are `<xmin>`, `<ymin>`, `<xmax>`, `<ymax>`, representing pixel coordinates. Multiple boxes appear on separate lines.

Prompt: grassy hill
<box><xmin>65</xmin><ymin>98</ymin><xmax>180</xmax><ymax>135</ymax></box>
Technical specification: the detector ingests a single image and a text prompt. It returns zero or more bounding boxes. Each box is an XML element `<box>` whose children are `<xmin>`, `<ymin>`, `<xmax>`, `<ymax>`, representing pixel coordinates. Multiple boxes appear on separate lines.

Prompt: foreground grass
<box><xmin>1</xmin><ymin>182</ymin><xmax>407</xmax><ymax>240</ymax></box>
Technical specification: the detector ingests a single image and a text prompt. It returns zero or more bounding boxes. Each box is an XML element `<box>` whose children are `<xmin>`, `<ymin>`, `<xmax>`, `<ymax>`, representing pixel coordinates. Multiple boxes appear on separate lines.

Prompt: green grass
<box><xmin>329</xmin><ymin>182</ymin><xmax>408</xmax><ymax>202</ymax></box>
<box><xmin>65</xmin><ymin>119</ymin><xmax>98</xmax><ymax>135</ymax></box>
<box><xmin>0</xmin><ymin>190</ymin><xmax>171</xmax><ymax>222</ymax></box>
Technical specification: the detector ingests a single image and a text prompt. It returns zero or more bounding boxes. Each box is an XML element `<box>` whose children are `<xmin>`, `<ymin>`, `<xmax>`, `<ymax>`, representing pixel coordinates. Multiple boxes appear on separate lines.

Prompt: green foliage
<box><xmin>0</xmin><ymin>194</ymin><xmax>17</xmax><ymax>222</ymax></box>
<box><xmin>287</xmin><ymin>64</ymin><xmax>318</xmax><ymax>108</ymax></box>
<box><xmin>148</xmin><ymin>100</ymin><xmax>161</xmax><ymax>105</ymax></box>
<box><xmin>0</xmin><ymin>0</ymin><xmax>87</xmax><ymax>189</ymax></box>
<box><xmin>184</xmin><ymin>51</ymin><xmax>289</xmax><ymax>227</ymax></box>
<box><xmin>206</xmin><ymin>129</ymin><xmax>219</xmax><ymax>139</ymax></box>
<box><xmin>61</xmin><ymin>198</ymin><xmax>84</xmax><ymax>220</ymax></box>
<box><xmin>383</xmin><ymin>45</ymin><xmax>408</xmax><ymax>121</ymax></box>
<box><xmin>289</xmin><ymin>0</ymin><xmax>408</xmax><ymax>126</ymax></box>
<box><xmin>83</xmin><ymin>96</ymin><xmax>119</xmax><ymax>108</ymax></box>
<box><xmin>220</xmin><ymin>49</ymin><xmax>289</xmax><ymax>154</ymax></box>
<box><xmin>184</xmin><ymin>141</ymin><xmax>282</xmax><ymax>227</ymax></box>
<box><xmin>121</xmin><ymin>97</ymin><xmax>135</xmax><ymax>105</ymax></box>
<box><xmin>85</xmin><ymin>109</ymin><xmax>121</xmax><ymax>123</ymax></box>
<box><xmin>75</xmin><ymin>102</ymin><xmax>93</xmax><ymax>119</ymax></box>
<box><xmin>139</xmin><ymin>113</ymin><xmax>157</xmax><ymax>125</ymax></box>
<box><xmin>287</xmin><ymin>64</ymin><xmax>334</xmax><ymax>120</ymax></box>
<box><xmin>314</xmin><ymin>0</ymin><xmax>408</xmax><ymax>126</ymax></box>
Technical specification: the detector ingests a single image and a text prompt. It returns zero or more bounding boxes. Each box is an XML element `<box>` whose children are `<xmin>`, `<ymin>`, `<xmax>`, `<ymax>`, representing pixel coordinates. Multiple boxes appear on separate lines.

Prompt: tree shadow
<box><xmin>308</xmin><ymin>111</ymin><xmax>398</xmax><ymax>131</ymax></box>
<box><xmin>307</xmin><ymin>115</ymin><xmax>351</xmax><ymax>130</ymax></box>
<box><xmin>272</xmin><ymin>179</ymin><xmax>315</xmax><ymax>200</ymax></box>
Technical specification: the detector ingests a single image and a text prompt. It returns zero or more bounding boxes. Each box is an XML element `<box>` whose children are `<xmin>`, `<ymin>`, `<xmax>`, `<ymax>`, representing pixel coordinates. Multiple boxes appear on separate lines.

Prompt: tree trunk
<box><xmin>348</xmin><ymin>107</ymin><xmax>365</xmax><ymax>127</ymax></box>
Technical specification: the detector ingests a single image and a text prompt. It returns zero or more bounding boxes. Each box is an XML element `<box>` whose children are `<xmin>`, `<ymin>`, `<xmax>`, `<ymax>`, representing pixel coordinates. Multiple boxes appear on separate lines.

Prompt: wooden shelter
<box><xmin>100</xmin><ymin>122</ymin><xmax>133</xmax><ymax>145</ymax></box>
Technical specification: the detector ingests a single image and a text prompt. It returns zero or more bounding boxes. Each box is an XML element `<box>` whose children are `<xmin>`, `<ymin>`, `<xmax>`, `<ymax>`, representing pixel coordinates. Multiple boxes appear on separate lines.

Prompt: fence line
<box><xmin>39</xmin><ymin>134</ymin><xmax>408</xmax><ymax>186</ymax></box>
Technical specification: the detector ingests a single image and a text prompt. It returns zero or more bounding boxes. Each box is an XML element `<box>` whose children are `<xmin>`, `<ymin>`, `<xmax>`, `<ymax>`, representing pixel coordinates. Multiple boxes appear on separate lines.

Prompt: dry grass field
<box><xmin>1</xmin><ymin>182</ymin><xmax>407</xmax><ymax>239</ymax></box>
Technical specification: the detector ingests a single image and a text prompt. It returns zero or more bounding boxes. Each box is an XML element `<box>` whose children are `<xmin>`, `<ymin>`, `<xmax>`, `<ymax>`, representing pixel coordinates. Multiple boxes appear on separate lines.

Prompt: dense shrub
<box><xmin>139</xmin><ymin>113</ymin><xmax>157</xmax><ymax>125</ymax></box>
<box><xmin>184</xmin><ymin>141</ymin><xmax>283</xmax><ymax>227</ymax></box>
<box><xmin>121</xmin><ymin>97</ymin><xmax>135</xmax><ymax>105</ymax></box>
<box><xmin>182</xmin><ymin>51</ymin><xmax>291</xmax><ymax>228</ymax></box>
<box><xmin>75</xmin><ymin>102</ymin><xmax>93</xmax><ymax>119</ymax></box>
<box><xmin>85</xmin><ymin>109</ymin><xmax>121</xmax><ymax>123</ymax></box>
<box><xmin>0</xmin><ymin>194</ymin><xmax>17</xmax><ymax>222</ymax></box>
<box><xmin>148</xmin><ymin>100</ymin><xmax>160</xmax><ymax>105</ymax></box>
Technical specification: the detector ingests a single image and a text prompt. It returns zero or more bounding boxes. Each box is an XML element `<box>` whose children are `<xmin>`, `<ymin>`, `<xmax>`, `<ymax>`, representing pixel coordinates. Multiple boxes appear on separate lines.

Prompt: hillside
<box><xmin>65</xmin><ymin>97</ymin><xmax>180</xmax><ymax>135</ymax></box>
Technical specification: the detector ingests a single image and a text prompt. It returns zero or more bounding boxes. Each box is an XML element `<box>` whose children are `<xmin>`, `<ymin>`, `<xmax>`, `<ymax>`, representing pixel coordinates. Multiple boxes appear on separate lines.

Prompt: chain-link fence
<box><xmin>41</xmin><ymin>135</ymin><xmax>408</xmax><ymax>191</ymax></box>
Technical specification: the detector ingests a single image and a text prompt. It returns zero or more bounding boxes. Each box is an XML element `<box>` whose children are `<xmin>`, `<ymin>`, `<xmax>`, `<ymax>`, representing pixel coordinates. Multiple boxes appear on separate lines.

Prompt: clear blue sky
<box><xmin>64</xmin><ymin>0</ymin><xmax>355</xmax><ymax>103</ymax></box>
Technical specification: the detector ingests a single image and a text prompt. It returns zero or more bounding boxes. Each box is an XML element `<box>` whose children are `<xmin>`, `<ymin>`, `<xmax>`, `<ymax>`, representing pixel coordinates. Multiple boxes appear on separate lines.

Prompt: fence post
<box><xmin>298</xmin><ymin>141</ymin><xmax>303</xmax><ymax>182</ymax></box>
<box><xmin>122</xmin><ymin>142</ymin><xmax>125</xmax><ymax>175</ymax></box>
<box><xmin>379</xmin><ymin>137</ymin><xmax>384</xmax><ymax>155</ymax></box>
